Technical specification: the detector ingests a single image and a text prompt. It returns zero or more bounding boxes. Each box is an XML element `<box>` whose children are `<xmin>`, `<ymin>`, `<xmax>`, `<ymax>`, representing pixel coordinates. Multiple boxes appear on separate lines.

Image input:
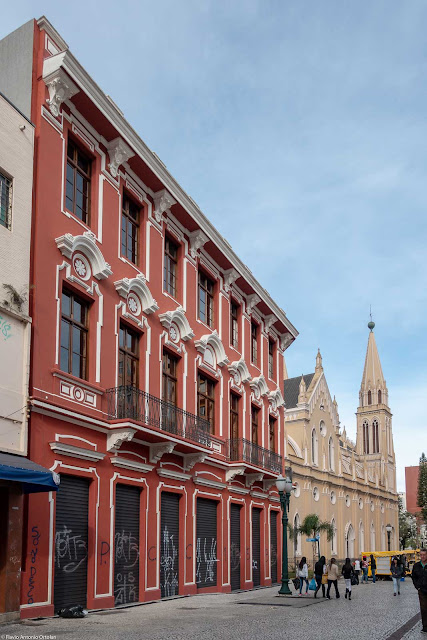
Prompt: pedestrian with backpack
<box><xmin>342</xmin><ymin>558</ymin><xmax>355</xmax><ymax>600</ymax></box>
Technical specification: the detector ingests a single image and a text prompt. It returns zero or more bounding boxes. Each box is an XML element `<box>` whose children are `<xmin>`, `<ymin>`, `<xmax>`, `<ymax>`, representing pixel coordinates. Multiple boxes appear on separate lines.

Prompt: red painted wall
<box><xmin>405</xmin><ymin>466</ymin><xmax>420</xmax><ymax>515</ymax></box>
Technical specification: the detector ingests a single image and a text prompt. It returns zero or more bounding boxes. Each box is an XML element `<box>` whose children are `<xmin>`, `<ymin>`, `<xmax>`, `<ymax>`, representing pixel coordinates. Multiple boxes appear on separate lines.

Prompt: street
<box><xmin>1</xmin><ymin>580</ymin><xmax>423</xmax><ymax>640</ymax></box>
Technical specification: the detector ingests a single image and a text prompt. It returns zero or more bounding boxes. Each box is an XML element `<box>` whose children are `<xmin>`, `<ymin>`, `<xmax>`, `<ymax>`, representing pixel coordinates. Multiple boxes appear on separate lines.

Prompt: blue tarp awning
<box><xmin>0</xmin><ymin>452</ymin><xmax>60</xmax><ymax>493</ymax></box>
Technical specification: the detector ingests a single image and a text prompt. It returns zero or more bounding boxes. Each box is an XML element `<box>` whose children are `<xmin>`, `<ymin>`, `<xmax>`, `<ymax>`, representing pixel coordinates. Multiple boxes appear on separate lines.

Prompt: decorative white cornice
<box><xmin>157</xmin><ymin>468</ymin><xmax>191</xmax><ymax>481</ymax></box>
<box><xmin>195</xmin><ymin>330</ymin><xmax>229</xmax><ymax>367</ymax></box>
<box><xmin>250</xmin><ymin>490</ymin><xmax>268</xmax><ymax>499</ymax></box>
<box><xmin>228</xmin><ymin>485</ymin><xmax>250</xmax><ymax>495</ymax></box>
<box><xmin>49</xmin><ymin>441</ymin><xmax>105</xmax><ymax>462</ymax></box>
<box><xmin>106</xmin><ymin>429</ymin><xmax>136</xmax><ymax>452</ymax></box>
<box><xmin>193</xmin><ymin>476</ymin><xmax>226</xmax><ymax>490</ymax></box>
<box><xmin>188</xmin><ymin>229</ymin><xmax>209</xmax><ymax>259</ymax></box>
<box><xmin>110</xmin><ymin>456</ymin><xmax>154</xmax><ymax>473</ymax></box>
<box><xmin>228</xmin><ymin>359</ymin><xmax>251</xmax><ymax>385</ymax></box>
<box><xmin>159</xmin><ymin>306</ymin><xmax>194</xmax><ymax>342</ymax></box>
<box><xmin>246</xmin><ymin>294</ymin><xmax>261</xmax><ymax>315</ymax></box>
<box><xmin>268</xmin><ymin>388</ymin><xmax>285</xmax><ymax>410</ymax></box>
<box><xmin>280</xmin><ymin>332</ymin><xmax>294</xmax><ymax>351</ymax></box>
<box><xmin>250</xmin><ymin>375</ymin><xmax>269</xmax><ymax>399</ymax></box>
<box><xmin>106</xmin><ymin>137</ymin><xmax>134</xmax><ymax>178</ymax></box>
<box><xmin>223</xmin><ymin>268</ymin><xmax>240</xmax><ymax>293</ymax></box>
<box><xmin>183</xmin><ymin>453</ymin><xmax>207</xmax><ymax>471</ymax></box>
<box><xmin>264</xmin><ymin>314</ymin><xmax>276</xmax><ymax>332</ymax></box>
<box><xmin>149</xmin><ymin>442</ymin><xmax>175</xmax><ymax>464</ymax></box>
<box><xmin>225</xmin><ymin>466</ymin><xmax>246</xmax><ymax>482</ymax></box>
<box><xmin>153</xmin><ymin>189</ymin><xmax>176</xmax><ymax>223</ymax></box>
<box><xmin>245</xmin><ymin>472</ymin><xmax>264</xmax><ymax>488</ymax></box>
<box><xmin>43</xmin><ymin>65</ymin><xmax>79</xmax><ymax>117</ymax></box>
<box><xmin>263</xmin><ymin>479</ymin><xmax>277</xmax><ymax>491</ymax></box>
<box><xmin>56</xmin><ymin>231</ymin><xmax>112</xmax><ymax>279</ymax></box>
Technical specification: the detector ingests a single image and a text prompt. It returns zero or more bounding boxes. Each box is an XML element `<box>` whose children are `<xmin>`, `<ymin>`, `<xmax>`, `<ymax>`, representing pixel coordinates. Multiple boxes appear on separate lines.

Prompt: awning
<box><xmin>0</xmin><ymin>452</ymin><xmax>60</xmax><ymax>493</ymax></box>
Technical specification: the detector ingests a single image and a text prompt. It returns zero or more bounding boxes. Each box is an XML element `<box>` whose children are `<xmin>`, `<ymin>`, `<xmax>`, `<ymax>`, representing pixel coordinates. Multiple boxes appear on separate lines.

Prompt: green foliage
<box><xmin>398</xmin><ymin>496</ymin><xmax>418</xmax><ymax>549</ymax></box>
<box><xmin>297</xmin><ymin>513</ymin><xmax>334</xmax><ymax>542</ymax></box>
<box><xmin>417</xmin><ymin>452</ymin><xmax>427</xmax><ymax>525</ymax></box>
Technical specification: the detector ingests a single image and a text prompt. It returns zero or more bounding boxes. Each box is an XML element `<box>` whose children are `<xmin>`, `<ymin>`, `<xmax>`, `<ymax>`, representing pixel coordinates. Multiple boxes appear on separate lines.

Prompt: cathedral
<box><xmin>283</xmin><ymin>321</ymin><xmax>398</xmax><ymax>561</ymax></box>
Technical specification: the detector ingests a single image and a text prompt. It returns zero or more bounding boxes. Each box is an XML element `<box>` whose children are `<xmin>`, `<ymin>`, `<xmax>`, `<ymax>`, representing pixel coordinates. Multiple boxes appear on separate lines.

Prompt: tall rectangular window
<box><xmin>162</xmin><ymin>350</ymin><xmax>178</xmax><ymax>406</ymax></box>
<box><xmin>230</xmin><ymin>301</ymin><xmax>239</xmax><ymax>349</ymax></box>
<box><xmin>198</xmin><ymin>272</ymin><xmax>214</xmax><ymax>327</ymax></box>
<box><xmin>269</xmin><ymin>417</ymin><xmax>276</xmax><ymax>452</ymax></box>
<box><xmin>164</xmin><ymin>236</ymin><xmax>178</xmax><ymax>297</ymax></box>
<box><xmin>66</xmin><ymin>139</ymin><xmax>91</xmax><ymax>224</ymax></box>
<box><xmin>197</xmin><ymin>373</ymin><xmax>215</xmax><ymax>433</ymax></box>
<box><xmin>60</xmin><ymin>290</ymin><xmax>89</xmax><ymax>379</ymax></box>
<box><xmin>230</xmin><ymin>393</ymin><xmax>239</xmax><ymax>440</ymax></box>
<box><xmin>268</xmin><ymin>339</ymin><xmax>274</xmax><ymax>379</ymax></box>
<box><xmin>251</xmin><ymin>322</ymin><xmax>258</xmax><ymax>365</ymax></box>
<box><xmin>251</xmin><ymin>406</ymin><xmax>259</xmax><ymax>445</ymax></box>
<box><xmin>121</xmin><ymin>194</ymin><xmax>140</xmax><ymax>264</ymax></box>
<box><xmin>118</xmin><ymin>323</ymin><xmax>139</xmax><ymax>388</ymax></box>
<box><xmin>0</xmin><ymin>171</ymin><xmax>12</xmax><ymax>230</ymax></box>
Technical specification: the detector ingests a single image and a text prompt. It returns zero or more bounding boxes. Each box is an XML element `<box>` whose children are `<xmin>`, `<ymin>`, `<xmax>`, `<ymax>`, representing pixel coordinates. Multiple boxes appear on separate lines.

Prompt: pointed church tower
<box><xmin>356</xmin><ymin>319</ymin><xmax>396</xmax><ymax>491</ymax></box>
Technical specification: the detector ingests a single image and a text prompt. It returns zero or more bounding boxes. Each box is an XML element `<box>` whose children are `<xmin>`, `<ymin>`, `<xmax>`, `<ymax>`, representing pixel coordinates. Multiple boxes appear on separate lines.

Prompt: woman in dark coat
<box><xmin>314</xmin><ymin>555</ymin><xmax>326</xmax><ymax>598</ymax></box>
<box><xmin>391</xmin><ymin>556</ymin><xmax>404</xmax><ymax>596</ymax></box>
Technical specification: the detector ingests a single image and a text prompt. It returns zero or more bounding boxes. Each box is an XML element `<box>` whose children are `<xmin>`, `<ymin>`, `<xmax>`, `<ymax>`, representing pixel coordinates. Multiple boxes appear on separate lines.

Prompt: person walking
<box><xmin>314</xmin><ymin>555</ymin><xmax>327</xmax><ymax>598</ymax></box>
<box><xmin>412</xmin><ymin>548</ymin><xmax>427</xmax><ymax>633</ymax></box>
<box><xmin>370</xmin><ymin>554</ymin><xmax>377</xmax><ymax>584</ymax></box>
<box><xmin>298</xmin><ymin>556</ymin><xmax>309</xmax><ymax>596</ymax></box>
<box><xmin>361</xmin><ymin>556</ymin><xmax>369</xmax><ymax>583</ymax></box>
<box><xmin>326</xmin><ymin>558</ymin><xmax>340</xmax><ymax>599</ymax></box>
<box><xmin>390</xmin><ymin>556</ymin><xmax>404</xmax><ymax>596</ymax></box>
<box><xmin>342</xmin><ymin>558</ymin><xmax>355</xmax><ymax>600</ymax></box>
<box><xmin>354</xmin><ymin>558</ymin><xmax>361</xmax><ymax>584</ymax></box>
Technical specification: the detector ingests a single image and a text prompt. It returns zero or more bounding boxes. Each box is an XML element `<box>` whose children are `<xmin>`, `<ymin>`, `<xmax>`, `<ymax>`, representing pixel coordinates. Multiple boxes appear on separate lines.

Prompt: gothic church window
<box><xmin>372</xmin><ymin>419</ymin><xmax>379</xmax><ymax>453</ymax></box>
<box><xmin>363</xmin><ymin>420</ymin><xmax>369</xmax><ymax>454</ymax></box>
<box><xmin>311</xmin><ymin>428</ymin><xmax>319</xmax><ymax>466</ymax></box>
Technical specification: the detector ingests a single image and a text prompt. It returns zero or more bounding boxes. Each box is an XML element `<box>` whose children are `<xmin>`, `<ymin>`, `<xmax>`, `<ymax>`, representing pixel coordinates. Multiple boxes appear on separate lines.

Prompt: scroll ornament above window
<box><xmin>106</xmin><ymin>137</ymin><xmax>135</xmax><ymax>178</ymax></box>
<box><xmin>159</xmin><ymin>306</ymin><xmax>194</xmax><ymax>342</ymax></box>
<box><xmin>43</xmin><ymin>65</ymin><xmax>79</xmax><ymax>117</ymax></box>
<box><xmin>153</xmin><ymin>189</ymin><xmax>177</xmax><ymax>223</ymax></box>
<box><xmin>114</xmin><ymin>273</ymin><xmax>159</xmax><ymax>315</ymax></box>
<box><xmin>195</xmin><ymin>330</ymin><xmax>229</xmax><ymax>367</ymax></box>
<box><xmin>55</xmin><ymin>231</ymin><xmax>113</xmax><ymax>280</ymax></box>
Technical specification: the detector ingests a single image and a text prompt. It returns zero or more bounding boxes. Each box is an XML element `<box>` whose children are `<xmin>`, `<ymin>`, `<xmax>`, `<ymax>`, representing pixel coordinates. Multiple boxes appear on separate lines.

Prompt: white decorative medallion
<box><xmin>73</xmin><ymin>253</ymin><xmax>91</xmax><ymax>281</ymax></box>
<box><xmin>169</xmin><ymin>323</ymin><xmax>180</xmax><ymax>343</ymax></box>
<box><xmin>127</xmin><ymin>293</ymin><xmax>141</xmax><ymax>316</ymax></box>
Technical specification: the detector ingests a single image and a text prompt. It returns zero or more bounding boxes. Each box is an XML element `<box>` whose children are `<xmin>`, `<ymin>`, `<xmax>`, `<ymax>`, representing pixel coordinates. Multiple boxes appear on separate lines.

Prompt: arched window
<box><xmin>331</xmin><ymin>518</ymin><xmax>337</xmax><ymax>554</ymax></box>
<box><xmin>367</xmin><ymin>390</ymin><xmax>372</xmax><ymax>405</ymax></box>
<box><xmin>363</xmin><ymin>420</ymin><xmax>369</xmax><ymax>454</ymax></box>
<box><xmin>329</xmin><ymin>437</ymin><xmax>335</xmax><ymax>472</ymax></box>
<box><xmin>293</xmin><ymin>513</ymin><xmax>301</xmax><ymax>556</ymax></box>
<box><xmin>311</xmin><ymin>428</ymin><xmax>318</xmax><ymax>466</ymax></box>
<box><xmin>359</xmin><ymin>521</ymin><xmax>364</xmax><ymax>554</ymax></box>
<box><xmin>378</xmin><ymin>390</ymin><xmax>382</xmax><ymax>404</ymax></box>
<box><xmin>372</xmin><ymin>419</ymin><xmax>379</xmax><ymax>453</ymax></box>
<box><xmin>370</xmin><ymin>522</ymin><xmax>375</xmax><ymax>550</ymax></box>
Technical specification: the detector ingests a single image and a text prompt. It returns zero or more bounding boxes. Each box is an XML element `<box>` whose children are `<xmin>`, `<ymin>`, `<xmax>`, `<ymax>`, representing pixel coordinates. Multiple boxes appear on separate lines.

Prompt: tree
<box><xmin>417</xmin><ymin>452</ymin><xmax>427</xmax><ymax>525</ymax></box>
<box><xmin>291</xmin><ymin>513</ymin><xmax>334</xmax><ymax>567</ymax></box>
<box><xmin>398</xmin><ymin>496</ymin><xmax>417</xmax><ymax>549</ymax></box>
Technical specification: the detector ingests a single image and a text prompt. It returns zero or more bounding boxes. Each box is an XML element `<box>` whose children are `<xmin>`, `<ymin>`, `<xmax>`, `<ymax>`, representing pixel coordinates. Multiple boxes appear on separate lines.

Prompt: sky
<box><xmin>3</xmin><ymin>1</ymin><xmax>427</xmax><ymax>491</ymax></box>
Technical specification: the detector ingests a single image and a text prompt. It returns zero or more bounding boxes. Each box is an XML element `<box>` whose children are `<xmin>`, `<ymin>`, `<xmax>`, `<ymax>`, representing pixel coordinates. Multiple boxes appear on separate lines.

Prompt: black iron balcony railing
<box><xmin>107</xmin><ymin>385</ymin><xmax>211</xmax><ymax>448</ymax></box>
<box><xmin>227</xmin><ymin>438</ymin><xmax>282</xmax><ymax>474</ymax></box>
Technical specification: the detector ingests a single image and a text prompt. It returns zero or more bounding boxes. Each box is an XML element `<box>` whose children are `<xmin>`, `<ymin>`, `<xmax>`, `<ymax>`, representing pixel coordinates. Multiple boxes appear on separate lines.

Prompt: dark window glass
<box><xmin>230</xmin><ymin>393</ymin><xmax>239</xmax><ymax>440</ymax></box>
<box><xmin>378</xmin><ymin>390</ymin><xmax>382</xmax><ymax>404</ymax></box>
<box><xmin>251</xmin><ymin>406</ymin><xmax>259</xmax><ymax>445</ymax></box>
<box><xmin>164</xmin><ymin>237</ymin><xmax>178</xmax><ymax>297</ymax></box>
<box><xmin>198</xmin><ymin>272</ymin><xmax>214</xmax><ymax>327</ymax></box>
<box><xmin>230</xmin><ymin>301</ymin><xmax>239</xmax><ymax>349</ymax></box>
<box><xmin>268</xmin><ymin>340</ymin><xmax>274</xmax><ymax>379</ymax></box>
<box><xmin>363</xmin><ymin>421</ymin><xmax>369</xmax><ymax>454</ymax></box>
<box><xmin>118</xmin><ymin>323</ymin><xmax>139</xmax><ymax>388</ymax></box>
<box><xmin>121</xmin><ymin>194</ymin><xmax>140</xmax><ymax>264</ymax></box>
<box><xmin>65</xmin><ymin>139</ymin><xmax>91</xmax><ymax>224</ymax></box>
<box><xmin>197</xmin><ymin>373</ymin><xmax>215</xmax><ymax>433</ymax></box>
<box><xmin>372</xmin><ymin>419</ymin><xmax>379</xmax><ymax>453</ymax></box>
<box><xmin>162</xmin><ymin>350</ymin><xmax>178</xmax><ymax>406</ymax></box>
<box><xmin>269</xmin><ymin>417</ymin><xmax>276</xmax><ymax>452</ymax></box>
<box><xmin>60</xmin><ymin>290</ymin><xmax>88</xmax><ymax>379</ymax></box>
<box><xmin>0</xmin><ymin>172</ymin><xmax>12</xmax><ymax>230</ymax></box>
<box><xmin>367</xmin><ymin>390</ymin><xmax>372</xmax><ymax>405</ymax></box>
<box><xmin>251</xmin><ymin>322</ymin><xmax>258</xmax><ymax>365</ymax></box>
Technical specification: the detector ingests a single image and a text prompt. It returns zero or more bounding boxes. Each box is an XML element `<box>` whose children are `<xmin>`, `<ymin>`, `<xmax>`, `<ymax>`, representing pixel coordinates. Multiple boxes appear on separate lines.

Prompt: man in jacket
<box><xmin>412</xmin><ymin>549</ymin><xmax>427</xmax><ymax>633</ymax></box>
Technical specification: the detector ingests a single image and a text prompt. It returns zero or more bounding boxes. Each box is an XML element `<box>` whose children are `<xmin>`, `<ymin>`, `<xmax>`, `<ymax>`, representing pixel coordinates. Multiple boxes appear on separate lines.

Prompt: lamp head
<box><xmin>386</xmin><ymin>524</ymin><xmax>392</xmax><ymax>533</ymax></box>
<box><xmin>276</xmin><ymin>474</ymin><xmax>293</xmax><ymax>494</ymax></box>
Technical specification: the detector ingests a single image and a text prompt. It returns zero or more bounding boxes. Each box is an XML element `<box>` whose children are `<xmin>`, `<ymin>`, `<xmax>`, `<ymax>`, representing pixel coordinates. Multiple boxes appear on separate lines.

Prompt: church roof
<box><xmin>360</xmin><ymin>329</ymin><xmax>386</xmax><ymax>392</ymax></box>
<box><xmin>283</xmin><ymin>373</ymin><xmax>315</xmax><ymax>408</ymax></box>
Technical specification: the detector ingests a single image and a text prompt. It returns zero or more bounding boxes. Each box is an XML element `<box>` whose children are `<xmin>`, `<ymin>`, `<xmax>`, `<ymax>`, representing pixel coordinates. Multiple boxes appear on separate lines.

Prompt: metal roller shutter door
<box><xmin>114</xmin><ymin>484</ymin><xmax>140</xmax><ymax>606</ymax></box>
<box><xmin>270</xmin><ymin>511</ymin><xmax>278</xmax><ymax>584</ymax></box>
<box><xmin>54</xmin><ymin>475</ymin><xmax>89</xmax><ymax>611</ymax></box>
<box><xmin>160</xmin><ymin>492</ymin><xmax>180</xmax><ymax>597</ymax></box>
<box><xmin>252</xmin><ymin>508</ymin><xmax>261</xmax><ymax>587</ymax></box>
<box><xmin>196</xmin><ymin>498</ymin><xmax>218</xmax><ymax>588</ymax></box>
<box><xmin>230</xmin><ymin>503</ymin><xmax>241</xmax><ymax>591</ymax></box>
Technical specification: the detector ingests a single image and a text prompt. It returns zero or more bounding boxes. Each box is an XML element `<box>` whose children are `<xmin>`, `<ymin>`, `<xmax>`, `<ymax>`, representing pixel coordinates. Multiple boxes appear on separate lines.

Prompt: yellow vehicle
<box><xmin>360</xmin><ymin>550</ymin><xmax>420</xmax><ymax>577</ymax></box>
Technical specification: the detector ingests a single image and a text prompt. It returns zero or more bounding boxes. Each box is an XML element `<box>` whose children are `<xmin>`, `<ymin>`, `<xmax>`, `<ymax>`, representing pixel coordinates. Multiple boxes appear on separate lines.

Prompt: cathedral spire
<box><xmin>360</xmin><ymin>320</ymin><xmax>387</xmax><ymax>407</ymax></box>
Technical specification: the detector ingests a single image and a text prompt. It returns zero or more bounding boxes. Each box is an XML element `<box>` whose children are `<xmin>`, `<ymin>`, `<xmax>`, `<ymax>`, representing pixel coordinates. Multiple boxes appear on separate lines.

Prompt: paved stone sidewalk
<box><xmin>0</xmin><ymin>580</ymin><xmax>423</xmax><ymax>640</ymax></box>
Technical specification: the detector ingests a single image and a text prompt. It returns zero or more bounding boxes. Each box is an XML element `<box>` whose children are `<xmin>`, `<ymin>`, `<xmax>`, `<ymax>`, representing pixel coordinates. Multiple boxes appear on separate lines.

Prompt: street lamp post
<box><xmin>386</xmin><ymin>524</ymin><xmax>392</xmax><ymax>551</ymax></box>
<box><xmin>276</xmin><ymin>471</ymin><xmax>293</xmax><ymax>596</ymax></box>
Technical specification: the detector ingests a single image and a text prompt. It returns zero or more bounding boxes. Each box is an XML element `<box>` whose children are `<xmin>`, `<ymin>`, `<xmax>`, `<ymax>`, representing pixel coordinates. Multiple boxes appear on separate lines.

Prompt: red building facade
<box><xmin>405</xmin><ymin>466</ymin><xmax>420</xmax><ymax>516</ymax></box>
<box><xmin>5</xmin><ymin>18</ymin><xmax>298</xmax><ymax>618</ymax></box>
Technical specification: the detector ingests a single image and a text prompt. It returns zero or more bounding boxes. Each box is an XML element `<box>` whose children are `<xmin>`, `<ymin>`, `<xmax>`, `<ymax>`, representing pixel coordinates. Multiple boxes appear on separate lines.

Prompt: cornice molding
<box><xmin>110</xmin><ymin>456</ymin><xmax>154</xmax><ymax>473</ymax></box>
<box><xmin>43</xmin><ymin>65</ymin><xmax>79</xmax><ymax>117</ymax></box>
<box><xmin>49</xmin><ymin>441</ymin><xmax>105</xmax><ymax>462</ymax></box>
<box><xmin>193</xmin><ymin>476</ymin><xmax>226</xmax><ymax>490</ymax></box>
<box><xmin>106</xmin><ymin>137</ymin><xmax>134</xmax><ymax>178</ymax></box>
<box><xmin>106</xmin><ymin>428</ymin><xmax>136</xmax><ymax>452</ymax></box>
<box><xmin>153</xmin><ymin>189</ymin><xmax>176</xmax><ymax>223</ymax></box>
<box><xmin>157</xmin><ymin>468</ymin><xmax>191</xmax><ymax>481</ymax></box>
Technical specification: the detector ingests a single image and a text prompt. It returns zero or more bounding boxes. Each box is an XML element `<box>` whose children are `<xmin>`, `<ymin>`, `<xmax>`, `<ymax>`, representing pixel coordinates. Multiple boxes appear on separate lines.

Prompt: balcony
<box><xmin>227</xmin><ymin>438</ymin><xmax>282</xmax><ymax>475</ymax></box>
<box><xmin>107</xmin><ymin>385</ymin><xmax>212</xmax><ymax>449</ymax></box>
